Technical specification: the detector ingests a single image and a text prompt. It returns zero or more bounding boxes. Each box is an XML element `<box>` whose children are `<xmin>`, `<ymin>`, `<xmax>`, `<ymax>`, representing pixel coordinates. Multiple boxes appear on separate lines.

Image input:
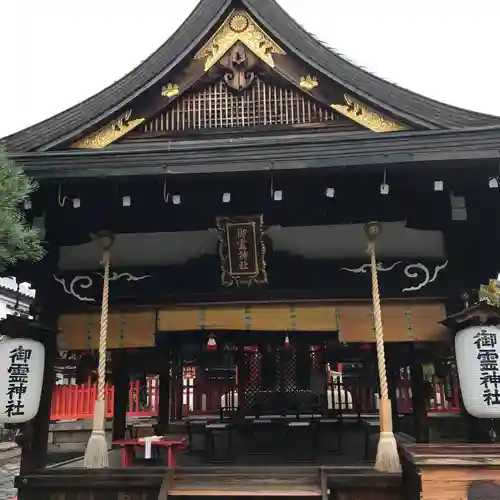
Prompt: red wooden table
<box><xmin>112</xmin><ymin>438</ymin><xmax>187</xmax><ymax>467</ymax></box>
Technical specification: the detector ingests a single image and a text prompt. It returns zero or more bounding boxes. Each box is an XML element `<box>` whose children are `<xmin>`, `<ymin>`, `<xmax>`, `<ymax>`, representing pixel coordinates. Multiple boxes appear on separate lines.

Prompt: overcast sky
<box><xmin>2</xmin><ymin>0</ymin><xmax>499</xmax><ymax>138</ymax></box>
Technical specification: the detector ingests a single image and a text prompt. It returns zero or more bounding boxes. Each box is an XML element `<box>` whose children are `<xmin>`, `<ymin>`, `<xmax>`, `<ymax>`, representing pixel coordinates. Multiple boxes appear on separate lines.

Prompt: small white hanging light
<box><xmin>434</xmin><ymin>180</ymin><xmax>444</xmax><ymax>191</ymax></box>
<box><xmin>380</xmin><ymin>169</ymin><xmax>389</xmax><ymax>195</ymax></box>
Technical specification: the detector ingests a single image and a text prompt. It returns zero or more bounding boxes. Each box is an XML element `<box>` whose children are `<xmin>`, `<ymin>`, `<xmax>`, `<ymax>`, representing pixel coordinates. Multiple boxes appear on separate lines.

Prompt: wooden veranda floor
<box><xmin>60</xmin><ymin>421</ymin><xmax>375</xmax><ymax>468</ymax></box>
<box><xmin>178</xmin><ymin>422</ymin><xmax>370</xmax><ymax>466</ymax></box>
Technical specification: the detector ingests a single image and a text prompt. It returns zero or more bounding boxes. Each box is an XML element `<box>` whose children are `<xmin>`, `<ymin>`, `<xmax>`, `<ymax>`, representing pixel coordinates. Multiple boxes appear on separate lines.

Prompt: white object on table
<box><xmin>139</xmin><ymin>436</ymin><xmax>162</xmax><ymax>460</ymax></box>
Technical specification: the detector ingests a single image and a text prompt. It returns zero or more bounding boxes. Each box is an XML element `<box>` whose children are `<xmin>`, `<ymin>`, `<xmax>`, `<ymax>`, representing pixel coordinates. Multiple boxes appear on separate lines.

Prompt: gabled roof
<box><xmin>3</xmin><ymin>0</ymin><xmax>500</xmax><ymax>152</ymax></box>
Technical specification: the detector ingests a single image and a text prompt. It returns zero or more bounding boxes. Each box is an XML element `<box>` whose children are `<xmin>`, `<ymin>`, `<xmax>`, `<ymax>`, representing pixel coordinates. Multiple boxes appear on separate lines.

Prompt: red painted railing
<box><xmin>50</xmin><ymin>378</ymin><xmax>159</xmax><ymax>420</ymax></box>
<box><xmin>50</xmin><ymin>376</ymin><xmax>460</xmax><ymax>421</ymax></box>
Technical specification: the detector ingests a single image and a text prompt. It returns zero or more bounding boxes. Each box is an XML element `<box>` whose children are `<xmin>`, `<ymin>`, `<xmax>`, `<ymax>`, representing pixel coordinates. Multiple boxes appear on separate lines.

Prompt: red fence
<box><xmin>51</xmin><ymin>378</ymin><xmax>159</xmax><ymax>420</ymax></box>
<box><xmin>50</xmin><ymin>376</ymin><xmax>460</xmax><ymax>421</ymax></box>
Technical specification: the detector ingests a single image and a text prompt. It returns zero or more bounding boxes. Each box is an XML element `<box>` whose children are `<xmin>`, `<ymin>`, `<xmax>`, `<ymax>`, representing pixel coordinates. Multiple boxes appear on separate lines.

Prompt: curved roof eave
<box><xmin>3</xmin><ymin>0</ymin><xmax>500</xmax><ymax>153</ymax></box>
<box><xmin>243</xmin><ymin>0</ymin><xmax>500</xmax><ymax>130</ymax></box>
<box><xmin>2</xmin><ymin>0</ymin><xmax>232</xmax><ymax>153</ymax></box>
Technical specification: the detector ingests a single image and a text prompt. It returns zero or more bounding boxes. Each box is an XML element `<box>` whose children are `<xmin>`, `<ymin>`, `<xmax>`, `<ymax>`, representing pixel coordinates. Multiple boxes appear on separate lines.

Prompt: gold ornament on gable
<box><xmin>331</xmin><ymin>94</ymin><xmax>407</xmax><ymax>133</ymax></box>
<box><xmin>478</xmin><ymin>278</ymin><xmax>500</xmax><ymax>308</ymax></box>
<box><xmin>70</xmin><ymin>109</ymin><xmax>144</xmax><ymax>149</ymax></box>
<box><xmin>194</xmin><ymin>10</ymin><xmax>285</xmax><ymax>71</ymax></box>
<box><xmin>161</xmin><ymin>83</ymin><xmax>180</xmax><ymax>98</ymax></box>
<box><xmin>299</xmin><ymin>75</ymin><xmax>318</xmax><ymax>91</ymax></box>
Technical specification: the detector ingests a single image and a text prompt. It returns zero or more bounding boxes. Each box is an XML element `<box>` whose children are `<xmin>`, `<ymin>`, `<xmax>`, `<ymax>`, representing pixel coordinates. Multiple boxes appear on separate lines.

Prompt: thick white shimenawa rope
<box><xmin>84</xmin><ymin>245</ymin><xmax>111</xmax><ymax>468</ymax></box>
<box><xmin>367</xmin><ymin>238</ymin><xmax>402</xmax><ymax>473</ymax></box>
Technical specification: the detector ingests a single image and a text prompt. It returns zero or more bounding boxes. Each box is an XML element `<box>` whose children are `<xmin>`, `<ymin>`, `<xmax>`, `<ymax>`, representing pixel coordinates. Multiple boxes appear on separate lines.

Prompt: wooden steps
<box><xmin>166</xmin><ymin>467</ymin><xmax>323</xmax><ymax>497</ymax></box>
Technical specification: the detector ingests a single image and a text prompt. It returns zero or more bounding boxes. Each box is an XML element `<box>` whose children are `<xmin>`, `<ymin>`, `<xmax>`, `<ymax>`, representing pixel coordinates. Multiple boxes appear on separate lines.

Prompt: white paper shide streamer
<box><xmin>144</xmin><ymin>437</ymin><xmax>152</xmax><ymax>459</ymax></box>
<box><xmin>139</xmin><ymin>435</ymin><xmax>162</xmax><ymax>460</ymax></box>
<box><xmin>455</xmin><ymin>325</ymin><xmax>500</xmax><ymax>418</ymax></box>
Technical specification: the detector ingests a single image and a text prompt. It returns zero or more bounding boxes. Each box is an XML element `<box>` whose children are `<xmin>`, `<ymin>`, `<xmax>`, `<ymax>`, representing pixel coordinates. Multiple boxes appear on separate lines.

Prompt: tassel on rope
<box><xmin>365</xmin><ymin>222</ymin><xmax>401</xmax><ymax>474</ymax></box>
<box><xmin>84</xmin><ymin>232</ymin><xmax>114</xmax><ymax>468</ymax></box>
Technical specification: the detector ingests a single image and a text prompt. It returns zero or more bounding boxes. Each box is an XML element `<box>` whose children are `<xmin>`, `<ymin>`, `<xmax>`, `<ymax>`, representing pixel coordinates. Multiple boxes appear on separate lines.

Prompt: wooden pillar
<box><xmin>20</xmin><ymin>325</ymin><xmax>57</xmax><ymax>474</ymax></box>
<box><xmin>158</xmin><ymin>349</ymin><xmax>170</xmax><ymax>430</ymax></box>
<box><xmin>386</xmin><ymin>345</ymin><xmax>400</xmax><ymax>432</ymax></box>
<box><xmin>169</xmin><ymin>352</ymin><xmax>182</xmax><ymax>421</ymax></box>
<box><xmin>112</xmin><ymin>350</ymin><xmax>129</xmax><ymax>442</ymax></box>
<box><xmin>20</xmin><ymin>245</ymin><xmax>60</xmax><ymax>473</ymax></box>
<box><xmin>409</xmin><ymin>345</ymin><xmax>430</xmax><ymax>442</ymax></box>
<box><xmin>175</xmin><ymin>355</ymin><xmax>183</xmax><ymax>420</ymax></box>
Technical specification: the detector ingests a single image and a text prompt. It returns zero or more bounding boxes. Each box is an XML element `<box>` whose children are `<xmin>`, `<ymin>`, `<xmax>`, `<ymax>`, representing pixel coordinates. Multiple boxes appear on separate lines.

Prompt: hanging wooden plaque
<box><xmin>216</xmin><ymin>215</ymin><xmax>267</xmax><ymax>287</ymax></box>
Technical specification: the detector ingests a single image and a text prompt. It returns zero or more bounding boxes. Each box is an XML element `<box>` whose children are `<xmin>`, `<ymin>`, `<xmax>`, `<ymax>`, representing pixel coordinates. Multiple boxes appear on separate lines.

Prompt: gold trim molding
<box><xmin>299</xmin><ymin>75</ymin><xmax>318</xmax><ymax>91</ymax></box>
<box><xmin>71</xmin><ymin>109</ymin><xmax>145</xmax><ymax>149</ymax></box>
<box><xmin>331</xmin><ymin>94</ymin><xmax>407</xmax><ymax>133</ymax></box>
<box><xmin>194</xmin><ymin>10</ymin><xmax>285</xmax><ymax>71</ymax></box>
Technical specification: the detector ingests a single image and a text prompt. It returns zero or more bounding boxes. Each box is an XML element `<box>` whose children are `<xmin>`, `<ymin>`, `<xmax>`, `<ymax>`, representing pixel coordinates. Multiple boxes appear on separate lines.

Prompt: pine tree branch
<box><xmin>0</xmin><ymin>151</ymin><xmax>45</xmax><ymax>270</ymax></box>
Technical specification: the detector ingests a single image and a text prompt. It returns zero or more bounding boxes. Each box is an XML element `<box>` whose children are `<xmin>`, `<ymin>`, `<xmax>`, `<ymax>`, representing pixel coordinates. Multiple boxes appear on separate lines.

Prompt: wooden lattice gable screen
<box><xmin>135</xmin><ymin>77</ymin><xmax>355</xmax><ymax>136</ymax></box>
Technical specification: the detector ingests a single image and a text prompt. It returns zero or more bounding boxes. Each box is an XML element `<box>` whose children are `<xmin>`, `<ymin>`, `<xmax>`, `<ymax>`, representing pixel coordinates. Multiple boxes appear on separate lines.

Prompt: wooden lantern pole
<box><xmin>365</xmin><ymin>222</ymin><xmax>401</xmax><ymax>473</ymax></box>
<box><xmin>84</xmin><ymin>232</ymin><xmax>114</xmax><ymax>468</ymax></box>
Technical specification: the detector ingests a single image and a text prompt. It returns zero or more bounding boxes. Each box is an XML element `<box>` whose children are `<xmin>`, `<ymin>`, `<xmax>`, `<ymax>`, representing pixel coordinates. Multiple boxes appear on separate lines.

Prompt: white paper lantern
<box><xmin>0</xmin><ymin>337</ymin><xmax>45</xmax><ymax>423</ymax></box>
<box><xmin>455</xmin><ymin>325</ymin><xmax>500</xmax><ymax>418</ymax></box>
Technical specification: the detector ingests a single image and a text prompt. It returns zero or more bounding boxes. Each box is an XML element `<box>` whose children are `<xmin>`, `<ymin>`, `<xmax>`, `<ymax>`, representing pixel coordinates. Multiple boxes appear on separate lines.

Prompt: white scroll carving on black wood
<box><xmin>341</xmin><ymin>260</ymin><xmax>448</xmax><ymax>293</ymax></box>
<box><xmin>53</xmin><ymin>272</ymin><xmax>151</xmax><ymax>303</ymax></box>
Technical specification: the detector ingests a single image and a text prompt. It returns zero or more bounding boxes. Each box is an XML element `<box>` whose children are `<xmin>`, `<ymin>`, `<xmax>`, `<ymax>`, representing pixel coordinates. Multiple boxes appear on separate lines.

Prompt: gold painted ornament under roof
<box><xmin>331</xmin><ymin>94</ymin><xmax>407</xmax><ymax>133</ymax></box>
<box><xmin>229</xmin><ymin>14</ymin><xmax>249</xmax><ymax>33</ymax></box>
<box><xmin>70</xmin><ymin>109</ymin><xmax>144</xmax><ymax>149</ymax></box>
<box><xmin>161</xmin><ymin>83</ymin><xmax>180</xmax><ymax>98</ymax></box>
<box><xmin>299</xmin><ymin>75</ymin><xmax>318</xmax><ymax>91</ymax></box>
<box><xmin>194</xmin><ymin>9</ymin><xmax>285</xmax><ymax>71</ymax></box>
<box><xmin>478</xmin><ymin>278</ymin><xmax>500</xmax><ymax>308</ymax></box>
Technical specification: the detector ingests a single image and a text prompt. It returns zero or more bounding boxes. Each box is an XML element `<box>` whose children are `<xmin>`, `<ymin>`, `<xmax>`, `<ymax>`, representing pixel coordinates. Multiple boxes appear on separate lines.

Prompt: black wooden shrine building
<box><xmin>3</xmin><ymin>0</ymin><xmax>500</xmax><ymax>498</ymax></box>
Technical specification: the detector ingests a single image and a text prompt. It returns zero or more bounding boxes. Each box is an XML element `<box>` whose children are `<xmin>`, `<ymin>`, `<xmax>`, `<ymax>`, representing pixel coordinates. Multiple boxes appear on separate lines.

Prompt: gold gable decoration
<box><xmin>194</xmin><ymin>9</ymin><xmax>285</xmax><ymax>71</ymax></box>
<box><xmin>478</xmin><ymin>278</ymin><xmax>500</xmax><ymax>308</ymax></box>
<box><xmin>161</xmin><ymin>83</ymin><xmax>180</xmax><ymax>98</ymax></box>
<box><xmin>71</xmin><ymin>109</ymin><xmax>145</xmax><ymax>149</ymax></box>
<box><xmin>299</xmin><ymin>75</ymin><xmax>318</xmax><ymax>91</ymax></box>
<box><xmin>331</xmin><ymin>94</ymin><xmax>407</xmax><ymax>133</ymax></box>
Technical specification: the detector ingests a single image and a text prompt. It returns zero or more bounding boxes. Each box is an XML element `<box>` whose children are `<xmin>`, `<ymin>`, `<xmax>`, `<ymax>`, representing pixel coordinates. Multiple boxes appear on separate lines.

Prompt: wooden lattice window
<box><xmin>138</xmin><ymin>77</ymin><xmax>344</xmax><ymax>134</ymax></box>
